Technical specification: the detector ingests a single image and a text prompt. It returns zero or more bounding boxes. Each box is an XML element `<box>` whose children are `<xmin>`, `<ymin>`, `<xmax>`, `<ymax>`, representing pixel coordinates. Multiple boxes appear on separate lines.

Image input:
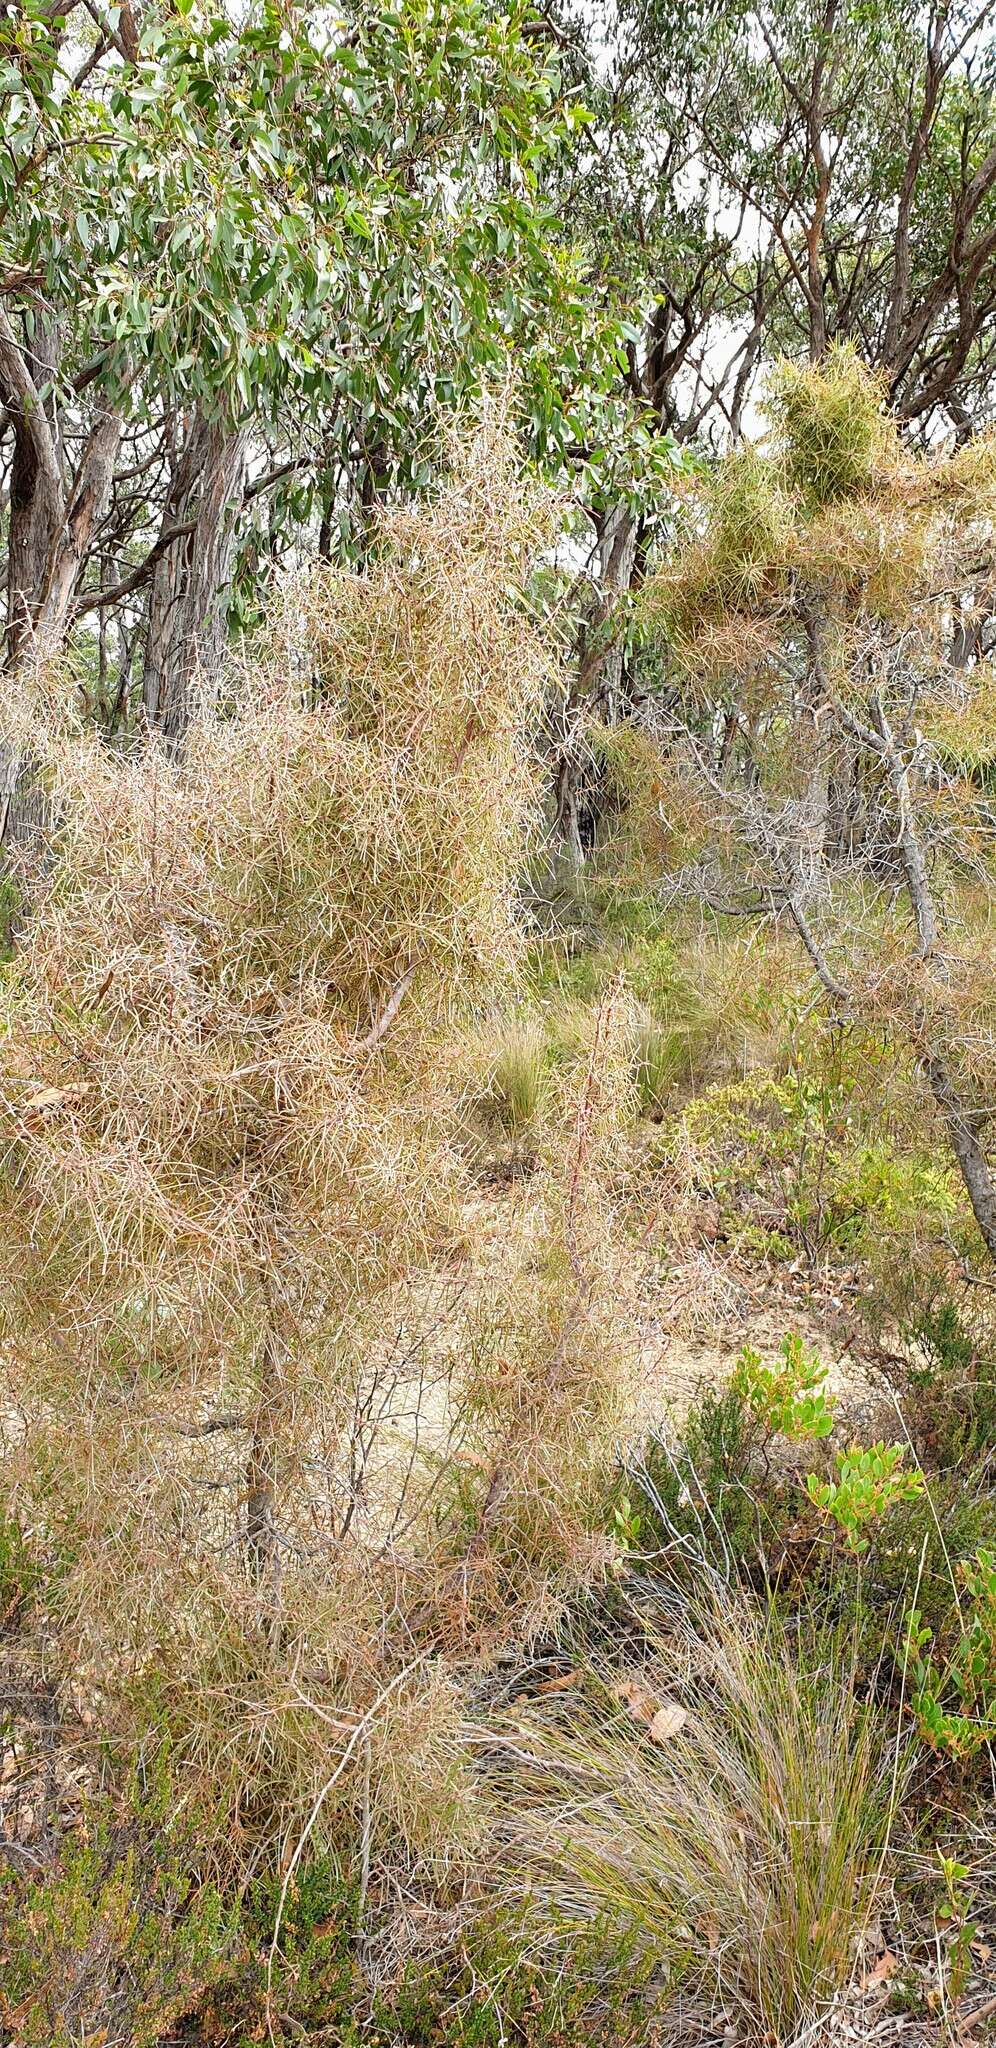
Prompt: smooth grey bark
<box><xmin>553</xmin><ymin>503</ymin><xmax>643</xmax><ymax>862</ymax></box>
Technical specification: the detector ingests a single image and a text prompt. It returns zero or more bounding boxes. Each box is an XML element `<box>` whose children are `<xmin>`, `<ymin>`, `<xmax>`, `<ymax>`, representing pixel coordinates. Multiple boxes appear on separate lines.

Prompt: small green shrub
<box><xmin>0</xmin><ymin>1508</ymin><xmax>37</xmax><ymax>1630</ymax></box>
<box><xmin>196</xmin><ymin>1855</ymin><xmax>361</xmax><ymax>2042</ymax></box>
<box><xmin>375</xmin><ymin>1910</ymin><xmax>660</xmax><ymax>2047</ymax></box>
<box><xmin>732</xmin><ymin>1332</ymin><xmax>836</xmax><ymax>1443</ymax></box>
<box><xmin>628</xmin><ymin>1382</ymin><xmax>774</xmax><ymax>1576</ymax></box>
<box><xmin>902</xmin><ymin>1293</ymin><xmax>996</xmax><ymax>1464</ymax></box>
<box><xmin>806</xmin><ymin>1444</ymin><xmax>925</xmax><ymax>1554</ymax></box>
<box><xmin>0</xmin><ymin>1824</ymin><xmax>230</xmax><ymax>2048</ymax></box>
<box><xmin>906</xmin><ymin>1549</ymin><xmax>996</xmax><ymax>1759</ymax></box>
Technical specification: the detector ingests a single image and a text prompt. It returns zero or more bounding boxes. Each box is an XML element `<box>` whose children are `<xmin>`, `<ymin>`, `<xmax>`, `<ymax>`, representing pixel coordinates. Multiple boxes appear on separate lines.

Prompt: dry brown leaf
<box><xmin>649</xmin><ymin>1702</ymin><xmax>688</xmax><ymax>1742</ymax></box>
<box><xmin>861</xmin><ymin>1949</ymin><xmax>898</xmax><ymax>1991</ymax></box>
<box><xmin>613</xmin><ymin>1676</ymin><xmax>658</xmax><ymax>1724</ymax></box>
<box><xmin>536</xmin><ymin>1669</ymin><xmax>582</xmax><ymax>1696</ymax></box>
<box><xmin>22</xmin><ymin>1082</ymin><xmax>92</xmax><ymax>1115</ymax></box>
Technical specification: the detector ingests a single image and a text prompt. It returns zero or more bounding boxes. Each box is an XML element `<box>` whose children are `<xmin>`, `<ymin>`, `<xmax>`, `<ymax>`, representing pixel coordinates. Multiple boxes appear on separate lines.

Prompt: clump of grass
<box><xmin>631</xmin><ymin>1012</ymin><xmax>682</xmax><ymax>1117</ymax></box>
<box><xmin>484</xmin><ymin>1016</ymin><xmax>551</xmax><ymax>1136</ymax></box>
<box><xmin>505</xmin><ymin>1600</ymin><xmax>902</xmax><ymax>2043</ymax></box>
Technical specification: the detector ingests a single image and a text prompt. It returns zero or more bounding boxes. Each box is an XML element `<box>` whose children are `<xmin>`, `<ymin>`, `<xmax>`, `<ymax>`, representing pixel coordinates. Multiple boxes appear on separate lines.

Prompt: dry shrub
<box><xmin>502</xmin><ymin>1600</ymin><xmax>903</xmax><ymax>2043</ymax></box>
<box><xmin>456</xmin><ymin>982</ymin><xmax>643</xmax><ymax>1634</ymax></box>
<box><xmin>643</xmin><ymin>352</ymin><xmax>996</xmax><ymax>700</ymax></box>
<box><xmin>0</xmin><ymin>419</ymin><xmax>568</xmax><ymax>1875</ymax></box>
<box><xmin>644</xmin><ymin>449</ymin><xmax>793</xmax><ymax>681</ymax></box>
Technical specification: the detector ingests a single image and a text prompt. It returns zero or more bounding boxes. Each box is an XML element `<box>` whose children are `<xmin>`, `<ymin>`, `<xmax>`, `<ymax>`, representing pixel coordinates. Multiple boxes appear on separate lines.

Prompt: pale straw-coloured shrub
<box><xmin>0</xmin><ymin>418</ymin><xmax>568</xmax><ymax>1874</ymax></box>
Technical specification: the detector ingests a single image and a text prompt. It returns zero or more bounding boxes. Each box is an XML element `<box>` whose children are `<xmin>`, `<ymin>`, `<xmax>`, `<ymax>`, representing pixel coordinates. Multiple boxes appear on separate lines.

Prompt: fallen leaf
<box><xmin>861</xmin><ymin>1949</ymin><xmax>897</xmax><ymax>1991</ymax></box>
<box><xmin>649</xmin><ymin>1702</ymin><xmax>688</xmax><ymax>1742</ymax></box>
<box><xmin>22</xmin><ymin>1082</ymin><xmax>92</xmax><ymax>1116</ymax></box>
<box><xmin>536</xmin><ymin>1669</ymin><xmax>582</xmax><ymax>1696</ymax></box>
<box><xmin>613</xmin><ymin>1677</ymin><xmax>658</xmax><ymax>1725</ymax></box>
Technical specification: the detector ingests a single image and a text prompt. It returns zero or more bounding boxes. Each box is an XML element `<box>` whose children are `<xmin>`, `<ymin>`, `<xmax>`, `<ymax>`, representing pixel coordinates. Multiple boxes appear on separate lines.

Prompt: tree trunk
<box><xmin>591</xmin><ymin>502</ymin><xmax>640</xmax><ymax>724</ymax></box>
<box><xmin>141</xmin><ymin>410</ymin><xmax>247</xmax><ymax>746</ymax></box>
<box><xmin>923</xmin><ymin>1050</ymin><xmax>996</xmax><ymax>1265</ymax></box>
<box><xmin>1</xmin><ymin>308</ymin><xmax>62</xmax><ymax>669</ymax></box>
<box><xmin>552</xmin><ymin>503</ymin><xmax>643</xmax><ymax>861</ymax></box>
<box><xmin>34</xmin><ymin>405</ymin><xmax>124</xmax><ymax>659</ymax></box>
<box><xmin>0</xmin><ymin>306</ymin><xmax>122</xmax><ymax>854</ymax></box>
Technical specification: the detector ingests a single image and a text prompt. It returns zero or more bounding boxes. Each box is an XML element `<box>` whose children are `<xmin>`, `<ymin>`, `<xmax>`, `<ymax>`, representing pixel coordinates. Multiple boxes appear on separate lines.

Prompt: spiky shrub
<box><xmin>645</xmin><ymin>449</ymin><xmax>794</xmax><ymax>683</ymax></box>
<box><xmin>641</xmin><ymin>354</ymin><xmax>996</xmax><ymax>1294</ymax></box>
<box><xmin>505</xmin><ymin>1602</ymin><xmax>901</xmax><ymax>2042</ymax></box>
<box><xmin>456</xmin><ymin>981</ymin><xmax>640</xmax><ymax>1632</ymax></box>
<box><xmin>767</xmin><ymin>343</ymin><xmax>895</xmax><ymax>506</ymax></box>
<box><xmin>0</xmin><ymin>423</ymin><xmax>554</xmax><ymax>1870</ymax></box>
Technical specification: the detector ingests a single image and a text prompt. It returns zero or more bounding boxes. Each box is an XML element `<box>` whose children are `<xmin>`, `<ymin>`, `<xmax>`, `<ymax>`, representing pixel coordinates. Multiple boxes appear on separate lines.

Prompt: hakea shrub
<box><xmin>455</xmin><ymin>977</ymin><xmax>643</xmax><ymax>1635</ymax></box>
<box><xmin>0</xmin><ymin>424</ymin><xmax>632</xmax><ymax>1876</ymax></box>
<box><xmin>640</xmin><ymin>346</ymin><xmax>996</xmax><ymax>1289</ymax></box>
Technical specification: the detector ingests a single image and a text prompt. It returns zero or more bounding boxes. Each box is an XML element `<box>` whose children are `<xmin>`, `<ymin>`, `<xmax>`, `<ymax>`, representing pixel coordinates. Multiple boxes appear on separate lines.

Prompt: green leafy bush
<box><xmin>902</xmin><ymin>1293</ymin><xmax>996</xmax><ymax>1464</ymax></box>
<box><xmin>0</xmin><ymin>1826</ymin><xmax>230</xmax><ymax>2048</ymax></box>
<box><xmin>628</xmin><ymin>1382</ymin><xmax>761</xmax><ymax>1574</ymax></box>
<box><xmin>195</xmin><ymin>1856</ymin><xmax>361</xmax><ymax>2042</ymax></box>
<box><xmin>806</xmin><ymin>1444</ymin><xmax>924</xmax><ymax>1554</ymax></box>
<box><xmin>906</xmin><ymin>1549</ymin><xmax>996</xmax><ymax>1759</ymax></box>
<box><xmin>732</xmin><ymin>1333</ymin><xmax>836</xmax><ymax>1443</ymax></box>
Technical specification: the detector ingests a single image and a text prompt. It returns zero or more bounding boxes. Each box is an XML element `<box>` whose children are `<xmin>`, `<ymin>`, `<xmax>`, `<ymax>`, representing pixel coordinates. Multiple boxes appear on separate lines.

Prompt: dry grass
<box><xmin>501</xmin><ymin>1598</ymin><xmax>904</xmax><ymax>2043</ymax></box>
<box><xmin>482</xmin><ymin>1015</ymin><xmax>552</xmax><ymax>1137</ymax></box>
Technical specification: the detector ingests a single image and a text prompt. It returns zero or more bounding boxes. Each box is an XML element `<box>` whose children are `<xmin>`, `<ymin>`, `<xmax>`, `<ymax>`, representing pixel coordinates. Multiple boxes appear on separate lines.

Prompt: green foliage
<box><xmin>631</xmin><ymin>1012</ymin><xmax>682</xmax><ymax>1116</ymax></box>
<box><xmin>0</xmin><ymin>1508</ymin><xmax>37</xmax><ymax>1629</ymax></box>
<box><xmin>842</xmin><ymin>1474</ymin><xmax>996</xmax><ymax>1655</ymax></box>
<box><xmin>0</xmin><ymin>1823</ymin><xmax>230</xmax><ymax>2048</ymax></box>
<box><xmin>906</xmin><ymin>1549</ymin><xmax>996</xmax><ymax>1759</ymax></box>
<box><xmin>933</xmin><ymin>1850</ymin><xmax>978</xmax><ymax>2008</ymax></box>
<box><xmin>768</xmin><ymin>345</ymin><xmax>894</xmax><ymax>506</ymax></box>
<box><xmin>682</xmin><ymin>1057</ymin><xmax>959</xmax><ymax>1273</ymax></box>
<box><xmin>194</xmin><ymin>1857</ymin><xmax>361</xmax><ymax>2042</ymax></box>
<box><xmin>732</xmin><ymin>1332</ymin><xmax>836</xmax><ymax>1443</ymax></box>
<box><xmin>806</xmin><ymin>1444</ymin><xmax>925</xmax><ymax>1554</ymax></box>
<box><xmin>629</xmin><ymin>1381</ymin><xmax>764</xmax><ymax>1573</ymax></box>
<box><xmin>902</xmin><ymin>1294</ymin><xmax>996</xmax><ymax>1464</ymax></box>
<box><xmin>374</xmin><ymin>1912</ymin><xmax>659</xmax><ymax>2047</ymax></box>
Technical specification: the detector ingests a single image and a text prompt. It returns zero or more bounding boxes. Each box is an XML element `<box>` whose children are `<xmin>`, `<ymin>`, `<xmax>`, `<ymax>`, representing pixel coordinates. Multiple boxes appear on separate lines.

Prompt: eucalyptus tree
<box><xmin>696</xmin><ymin>0</ymin><xmax>996</xmax><ymax>433</ymax></box>
<box><xmin>544</xmin><ymin>0</ymin><xmax>996</xmax><ymax>849</ymax></box>
<box><xmin>0</xmin><ymin>0</ymin><xmax>588</xmax><ymax>752</ymax></box>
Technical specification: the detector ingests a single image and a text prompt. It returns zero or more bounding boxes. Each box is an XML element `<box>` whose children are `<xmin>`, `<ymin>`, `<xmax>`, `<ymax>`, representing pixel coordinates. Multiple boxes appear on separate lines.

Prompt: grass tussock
<box><xmin>504</xmin><ymin>1601</ymin><xmax>903</xmax><ymax>2042</ymax></box>
<box><xmin>483</xmin><ymin>1014</ymin><xmax>552</xmax><ymax>1136</ymax></box>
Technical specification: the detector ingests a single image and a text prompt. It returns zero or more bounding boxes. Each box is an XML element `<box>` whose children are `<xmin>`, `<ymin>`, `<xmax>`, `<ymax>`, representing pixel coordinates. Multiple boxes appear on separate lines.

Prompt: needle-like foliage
<box><xmin>0</xmin><ymin>420</ymin><xmax>563</xmax><ymax>1870</ymax></box>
